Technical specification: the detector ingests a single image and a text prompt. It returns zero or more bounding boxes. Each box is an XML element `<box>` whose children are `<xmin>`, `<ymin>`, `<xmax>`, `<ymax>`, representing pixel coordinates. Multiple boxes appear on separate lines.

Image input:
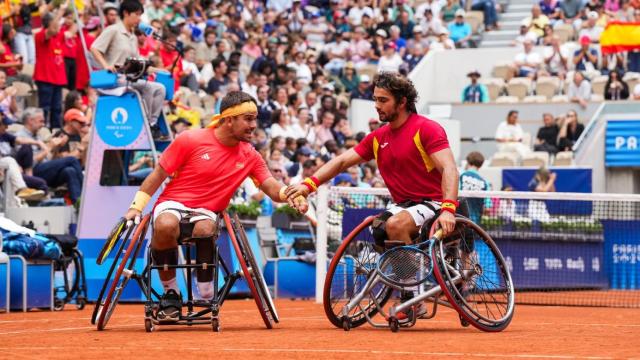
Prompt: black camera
<box><xmin>119</xmin><ymin>57</ymin><xmax>154</xmax><ymax>81</ymax></box>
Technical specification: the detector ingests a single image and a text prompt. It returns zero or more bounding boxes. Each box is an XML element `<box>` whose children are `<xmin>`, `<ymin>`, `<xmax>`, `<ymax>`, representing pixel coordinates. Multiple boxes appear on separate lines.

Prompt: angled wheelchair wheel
<box><xmin>223</xmin><ymin>212</ymin><xmax>275</xmax><ymax>329</ymax></box>
<box><xmin>91</xmin><ymin>225</ymin><xmax>135</xmax><ymax>325</ymax></box>
<box><xmin>232</xmin><ymin>213</ymin><xmax>279</xmax><ymax>323</ymax></box>
<box><xmin>323</xmin><ymin>216</ymin><xmax>393</xmax><ymax>329</ymax></box>
<box><xmin>431</xmin><ymin>216</ymin><xmax>515</xmax><ymax>332</ymax></box>
<box><xmin>96</xmin><ymin>214</ymin><xmax>150</xmax><ymax>331</ymax></box>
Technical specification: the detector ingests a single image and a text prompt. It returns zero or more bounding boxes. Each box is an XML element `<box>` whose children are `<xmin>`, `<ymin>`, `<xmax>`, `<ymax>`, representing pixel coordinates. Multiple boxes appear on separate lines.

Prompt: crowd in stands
<box><xmin>462</xmin><ymin>0</ymin><xmax>640</xmax><ymax>104</ymax></box>
<box><xmin>0</xmin><ymin>0</ymin><xmax>491</xmax><ymax>210</ymax></box>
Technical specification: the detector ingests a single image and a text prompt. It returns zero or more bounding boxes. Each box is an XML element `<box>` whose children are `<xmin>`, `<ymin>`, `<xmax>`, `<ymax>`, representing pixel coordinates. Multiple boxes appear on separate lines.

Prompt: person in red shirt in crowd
<box><xmin>75</xmin><ymin>16</ymin><xmax>101</xmax><ymax>91</ymax></box>
<box><xmin>123</xmin><ymin>91</ymin><xmax>306</xmax><ymax>322</ymax></box>
<box><xmin>34</xmin><ymin>2</ymin><xmax>68</xmax><ymax>129</ymax></box>
<box><xmin>0</xmin><ymin>23</ymin><xmax>30</xmax><ymax>85</ymax></box>
<box><xmin>157</xmin><ymin>30</ymin><xmax>183</xmax><ymax>90</ymax></box>
<box><xmin>61</xmin><ymin>9</ymin><xmax>78</xmax><ymax>90</ymax></box>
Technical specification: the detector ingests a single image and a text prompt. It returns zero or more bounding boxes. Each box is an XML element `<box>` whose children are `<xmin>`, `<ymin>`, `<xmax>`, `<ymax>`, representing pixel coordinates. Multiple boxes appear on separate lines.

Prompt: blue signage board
<box><xmin>605</xmin><ymin>120</ymin><xmax>640</xmax><ymax>167</ymax></box>
<box><xmin>95</xmin><ymin>92</ymin><xmax>144</xmax><ymax>147</ymax></box>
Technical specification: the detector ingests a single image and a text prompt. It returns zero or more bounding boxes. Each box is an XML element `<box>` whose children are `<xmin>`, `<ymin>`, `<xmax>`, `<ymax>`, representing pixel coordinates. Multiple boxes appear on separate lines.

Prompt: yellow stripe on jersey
<box><xmin>373</xmin><ymin>137</ymin><xmax>379</xmax><ymax>160</ymax></box>
<box><xmin>413</xmin><ymin>130</ymin><xmax>435</xmax><ymax>172</ymax></box>
<box><xmin>250</xmin><ymin>175</ymin><xmax>260</xmax><ymax>187</ymax></box>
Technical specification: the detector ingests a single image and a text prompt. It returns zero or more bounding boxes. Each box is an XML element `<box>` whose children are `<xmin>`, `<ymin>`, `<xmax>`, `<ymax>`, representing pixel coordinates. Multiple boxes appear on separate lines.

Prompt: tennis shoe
<box><xmin>157</xmin><ymin>289</ymin><xmax>182</xmax><ymax>322</ymax></box>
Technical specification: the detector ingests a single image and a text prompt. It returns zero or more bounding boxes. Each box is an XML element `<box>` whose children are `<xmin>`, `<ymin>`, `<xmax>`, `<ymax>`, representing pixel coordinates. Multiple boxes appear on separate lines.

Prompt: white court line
<box><xmin>221</xmin><ymin>348</ymin><xmax>614</xmax><ymax>359</ymax></box>
<box><xmin>0</xmin><ymin>324</ymin><xmax>139</xmax><ymax>335</ymax></box>
<box><xmin>0</xmin><ymin>346</ymin><xmax>615</xmax><ymax>359</ymax></box>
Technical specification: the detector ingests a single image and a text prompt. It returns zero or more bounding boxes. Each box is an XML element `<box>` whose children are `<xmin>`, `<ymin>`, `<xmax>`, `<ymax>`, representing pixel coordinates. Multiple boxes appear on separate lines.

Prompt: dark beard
<box><xmin>380</xmin><ymin>109</ymin><xmax>398</xmax><ymax>123</ymax></box>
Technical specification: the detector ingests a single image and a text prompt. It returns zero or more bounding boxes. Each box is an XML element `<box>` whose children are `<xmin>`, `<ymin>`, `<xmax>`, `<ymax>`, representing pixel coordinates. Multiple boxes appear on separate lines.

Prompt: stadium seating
<box><xmin>551</xmin><ymin>95</ymin><xmax>569</xmax><ymax>103</ymax></box>
<box><xmin>480</xmin><ymin>77</ymin><xmax>505</xmax><ymax>100</ymax></box>
<box><xmin>522</xmin><ymin>95</ymin><xmax>547</xmax><ymax>103</ymax></box>
<box><xmin>492</xmin><ymin>62</ymin><xmax>512</xmax><ymax>80</ymax></box>
<box><xmin>553</xmin><ymin>151</ymin><xmax>574</xmax><ymax>166</ymax></box>
<box><xmin>554</xmin><ymin>23</ymin><xmax>575</xmax><ymax>43</ymax></box>
<box><xmin>591</xmin><ymin>75</ymin><xmax>609</xmax><ymax>96</ymax></box>
<box><xmin>535</xmin><ymin>76</ymin><xmax>560</xmax><ymax>99</ymax></box>
<box><xmin>521</xmin><ymin>151</ymin><xmax>550</xmax><ymax>167</ymax></box>
<box><xmin>495</xmin><ymin>95</ymin><xmax>519</xmax><ymax>103</ymax></box>
<box><xmin>506</xmin><ymin>78</ymin><xmax>531</xmax><ymax>100</ymax></box>
<box><xmin>489</xmin><ymin>152</ymin><xmax>519</xmax><ymax>166</ymax></box>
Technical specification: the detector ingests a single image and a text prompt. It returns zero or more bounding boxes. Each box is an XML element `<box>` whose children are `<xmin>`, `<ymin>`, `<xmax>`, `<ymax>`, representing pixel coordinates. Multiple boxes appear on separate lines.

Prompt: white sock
<box><xmin>196</xmin><ymin>281</ymin><xmax>214</xmax><ymax>300</ymax></box>
<box><xmin>161</xmin><ymin>277</ymin><xmax>179</xmax><ymax>293</ymax></box>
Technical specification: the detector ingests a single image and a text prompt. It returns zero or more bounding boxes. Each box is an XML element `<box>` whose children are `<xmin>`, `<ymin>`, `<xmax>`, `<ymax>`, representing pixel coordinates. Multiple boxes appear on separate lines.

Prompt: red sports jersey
<box><xmin>157</xmin><ymin>128</ymin><xmax>272</xmax><ymax>212</ymax></box>
<box><xmin>354</xmin><ymin>113</ymin><xmax>449</xmax><ymax>203</ymax></box>
<box><xmin>33</xmin><ymin>30</ymin><xmax>67</xmax><ymax>86</ymax></box>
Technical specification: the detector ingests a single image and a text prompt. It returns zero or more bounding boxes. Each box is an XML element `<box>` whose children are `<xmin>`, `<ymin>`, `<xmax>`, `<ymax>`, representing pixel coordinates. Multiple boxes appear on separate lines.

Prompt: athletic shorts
<box><xmin>153</xmin><ymin>200</ymin><xmax>218</xmax><ymax>223</ymax></box>
<box><xmin>386</xmin><ymin>201</ymin><xmax>441</xmax><ymax>227</ymax></box>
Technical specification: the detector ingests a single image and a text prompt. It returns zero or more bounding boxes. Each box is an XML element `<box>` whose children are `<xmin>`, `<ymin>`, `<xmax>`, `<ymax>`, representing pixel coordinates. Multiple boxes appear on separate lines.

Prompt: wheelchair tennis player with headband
<box><xmin>123</xmin><ymin>90</ymin><xmax>308</xmax><ymax>322</ymax></box>
<box><xmin>285</xmin><ymin>71</ymin><xmax>461</xmax><ymax>318</ymax></box>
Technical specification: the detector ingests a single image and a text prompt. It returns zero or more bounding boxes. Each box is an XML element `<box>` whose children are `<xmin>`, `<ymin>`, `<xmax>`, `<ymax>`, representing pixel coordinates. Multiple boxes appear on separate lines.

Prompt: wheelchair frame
<box><xmin>93</xmin><ymin>210</ymin><xmax>278</xmax><ymax>332</ymax></box>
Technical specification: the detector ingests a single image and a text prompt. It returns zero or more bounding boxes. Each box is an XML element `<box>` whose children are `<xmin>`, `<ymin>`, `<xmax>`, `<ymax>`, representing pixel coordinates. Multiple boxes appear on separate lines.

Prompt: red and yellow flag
<box><xmin>600</xmin><ymin>21</ymin><xmax>640</xmax><ymax>55</ymax></box>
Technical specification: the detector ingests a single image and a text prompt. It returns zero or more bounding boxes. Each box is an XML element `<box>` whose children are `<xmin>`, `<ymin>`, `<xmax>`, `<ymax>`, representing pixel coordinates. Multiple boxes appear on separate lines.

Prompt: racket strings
<box><xmin>379</xmin><ymin>248</ymin><xmax>432</xmax><ymax>286</ymax></box>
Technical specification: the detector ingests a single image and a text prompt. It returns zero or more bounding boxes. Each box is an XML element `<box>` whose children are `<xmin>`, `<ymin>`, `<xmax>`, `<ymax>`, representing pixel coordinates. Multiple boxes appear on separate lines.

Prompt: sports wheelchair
<box><xmin>91</xmin><ymin>210</ymin><xmax>278</xmax><ymax>332</ymax></box>
<box><xmin>323</xmin><ymin>211</ymin><xmax>515</xmax><ymax>332</ymax></box>
<box><xmin>50</xmin><ymin>234</ymin><xmax>88</xmax><ymax>311</ymax></box>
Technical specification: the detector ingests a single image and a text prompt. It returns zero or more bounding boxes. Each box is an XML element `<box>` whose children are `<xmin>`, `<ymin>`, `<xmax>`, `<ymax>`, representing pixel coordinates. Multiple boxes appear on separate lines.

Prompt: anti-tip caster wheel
<box><xmin>76</xmin><ymin>297</ymin><xmax>86</xmax><ymax>310</ymax></box>
<box><xmin>144</xmin><ymin>318</ymin><xmax>154</xmax><ymax>332</ymax></box>
<box><xmin>389</xmin><ymin>317</ymin><xmax>400</xmax><ymax>333</ymax></box>
<box><xmin>54</xmin><ymin>298</ymin><xmax>65</xmax><ymax>311</ymax></box>
<box><xmin>212</xmin><ymin>318</ymin><xmax>220</xmax><ymax>332</ymax></box>
<box><xmin>460</xmin><ymin>315</ymin><xmax>470</xmax><ymax>328</ymax></box>
<box><xmin>341</xmin><ymin>317</ymin><xmax>351</xmax><ymax>332</ymax></box>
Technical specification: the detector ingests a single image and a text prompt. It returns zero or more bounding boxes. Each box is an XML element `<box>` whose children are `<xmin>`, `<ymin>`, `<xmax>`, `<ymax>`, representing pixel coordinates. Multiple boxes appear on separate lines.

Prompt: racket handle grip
<box><xmin>433</xmin><ymin>229</ymin><xmax>443</xmax><ymax>239</ymax></box>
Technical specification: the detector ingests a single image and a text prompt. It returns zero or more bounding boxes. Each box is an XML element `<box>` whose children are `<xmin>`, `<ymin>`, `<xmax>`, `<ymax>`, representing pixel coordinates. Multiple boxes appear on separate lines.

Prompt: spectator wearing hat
<box><xmin>408</xmin><ymin>25</ymin><xmax>430</xmax><ymax>49</ymax></box>
<box><xmin>368</xmin><ymin>29</ymin><xmax>388</xmax><ymax>63</ymax></box>
<box><xmin>288</xmin><ymin>0</ymin><xmax>306</xmax><ymax>33</ymax></box>
<box><xmin>378</xmin><ymin>42</ymin><xmax>403</xmax><ymax>72</ymax></box>
<box><xmin>348</xmin><ymin>0</ymin><xmax>374</xmax><ymax>26</ymax></box>
<box><xmin>523</xmin><ymin>4</ymin><xmax>549</xmax><ymax>39</ymax></box>
<box><xmin>349</xmin><ymin>27</ymin><xmax>372</xmax><ymax>68</ymax></box>
<box><xmin>55</xmin><ymin>109</ymin><xmax>89</xmax><ymax>160</ymax></box>
<box><xmin>340</xmin><ymin>62</ymin><xmax>360</xmax><ymax>94</ymax></box>
<box><xmin>448</xmin><ymin>9</ymin><xmax>472</xmax><ymax>48</ymax></box>
<box><xmin>573</xmin><ymin>35</ymin><xmax>598</xmax><ymax>72</ymax></box>
<box><xmin>567</xmin><ymin>71</ymin><xmax>592</xmax><ymax>108</ymax></box>
<box><xmin>429</xmin><ymin>28</ymin><xmax>455</xmax><ymax>51</ymax></box>
<box><xmin>578</xmin><ymin>11</ymin><xmax>604</xmax><ymax>42</ymax></box>
<box><xmin>334</xmin><ymin>172</ymin><xmax>356</xmax><ymax>187</ymax></box>
<box><xmin>461</xmin><ymin>70</ymin><xmax>489</xmax><ymax>103</ymax></box>
<box><xmin>34</xmin><ymin>3</ymin><xmax>68</xmax><ymax>129</ymax></box>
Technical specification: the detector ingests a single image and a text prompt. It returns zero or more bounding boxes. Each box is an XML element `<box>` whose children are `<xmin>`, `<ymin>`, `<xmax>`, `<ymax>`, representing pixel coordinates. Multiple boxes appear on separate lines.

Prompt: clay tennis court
<box><xmin>1</xmin><ymin>300</ymin><xmax>638</xmax><ymax>359</ymax></box>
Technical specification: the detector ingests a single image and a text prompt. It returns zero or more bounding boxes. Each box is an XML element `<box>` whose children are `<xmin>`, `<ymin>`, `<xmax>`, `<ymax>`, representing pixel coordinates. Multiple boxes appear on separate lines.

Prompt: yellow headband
<box><xmin>207</xmin><ymin>102</ymin><xmax>258</xmax><ymax>128</ymax></box>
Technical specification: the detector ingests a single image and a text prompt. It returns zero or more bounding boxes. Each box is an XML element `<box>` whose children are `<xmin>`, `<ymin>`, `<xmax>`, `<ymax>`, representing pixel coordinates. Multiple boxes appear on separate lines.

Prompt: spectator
<box><xmin>206</xmin><ymin>57</ymin><xmax>229</xmax><ymax>98</ymax></box>
<box><xmin>604</xmin><ymin>71</ymin><xmax>630</xmax><ymax>100</ymax></box>
<box><xmin>471</xmin><ymin>0</ymin><xmax>500</xmax><ymax>31</ymax></box>
<box><xmin>180</xmin><ymin>46</ymin><xmax>202</xmax><ymax>92</ymax></box>
<box><xmin>511</xmin><ymin>38</ymin><xmax>542</xmax><ymax>79</ymax></box>
<box><xmin>408</xmin><ymin>25</ymin><xmax>430</xmax><ymax>50</ymax></box>
<box><xmin>0</xmin><ymin>24</ymin><xmax>25</xmax><ymax>85</ymax></box>
<box><xmin>349</xmin><ymin>27</ymin><xmax>372</xmax><ymax>68</ymax></box>
<box><xmin>368</xmin><ymin>118</ymin><xmax>381</xmax><ymax>132</ymax></box>
<box><xmin>290</xmin><ymin>158</ymin><xmax>316</xmax><ymax>185</ymax></box>
<box><xmin>416</xmin><ymin>1</ymin><xmax>443</xmax><ymax>21</ymax></box>
<box><xmin>61</xmin><ymin>9</ymin><xmax>78</xmax><ymax>91</ymax></box>
<box><xmin>558</xmin><ymin>0</ymin><xmax>584</xmax><ymax>29</ymax></box>
<box><xmin>347</xmin><ymin>166</ymin><xmax>371</xmax><ymax>188</ymax></box>
<box><xmin>567</xmin><ymin>71</ymin><xmax>592</xmax><ymax>108</ymax></box>
<box><xmin>314</xmin><ymin>111</ymin><xmax>336</xmax><ymax>149</ymax></box>
<box><xmin>495</xmin><ymin>110</ymin><xmax>530</xmax><ymax>158</ymax></box>
<box><xmin>557</xmin><ymin>110</ymin><xmax>584</xmax><ymax>151</ymax></box>
<box><xmin>256</xmin><ymin>86</ymin><xmax>276</xmax><ymax>131</ymax></box>
<box><xmin>348</xmin><ymin>0</ymin><xmax>374</xmax><ymax>27</ymax></box>
<box><xmin>339</xmin><ymin>62</ymin><xmax>360</xmax><ymax>94</ymax></box>
<box><xmin>543</xmin><ymin>35</ymin><xmax>569</xmax><ymax>80</ymax></box>
<box><xmin>270</xmin><ymin>109</ymin><xmax>297</xmax><ymax>139</ymax></box>
<box><xmin>170</xmin><ymin>118</ymin><xmax>191</xmax><ymax>136</ymax></box>
<box><xmin>13</xmin><ymin>0</ymin><xmax>39</xmax><ymax>65</ymax></box>
<box><xmin>441</xmin><ymin>0</ymin><xmax>462</xmax><ymax>23</ymax></box>
<box><xmin>403</xmin><ymin>43</ymin><xmax>425</xmax><ymax>72</ymax></box>
<box><xmin>395</xmin><ymin>9</ymin><xmax>415</xmax><ymax>40</ymax></box>
<box><xmin>573</xmin><ymin>35</ymin><xmax>599</xmax><ymax>73</ymax></box>
<box><xmin>378</xmin><ymin>42</ymin><xmax>403</xmax><ymax>73</ymax></box>
<box><xmin>523</xmin><ymin>4</ymin><xmax>550</xmax><ymax>39</ymax></box>
<box><xmin>0</xmin><ymin>116</ymin><xmax>45</xmax><ymax>204</ymax></box>
<box><xmin>459</xmin><ymin>151</ymin><xmax>490</xmax><ymax>225</ymax></box>
<box><xmin>430</xmin><ymin>28</ymin><xmax>455</xmax><ymax>51</ymax></box>
<box><xmin>388</xmin><ymin>25</ymin><xmax>407</xmax><ymax>56</ymax></box>
<box><xmin>287</xmin><ymin>146</ymin><xmax>313</xmax><ymax>178</ymax></box>
<box><xmin>528</xmin><ymin>167</ymin><xmax>556</xmax><ymax>192</ymax></box>
<box><xmin>196</xmin><ymin>28</ymin><xmax>218</xmax><ymax>65</ymax></box>
<box><xmin>447</xmin><ymin>9</ymin><xmax>472</xmax><ymax>48</ymax></box>
<box><xmin>103</xmin><ymin>3</ymin><xmax>119</xmax><ymax>26</ymax></box>
<box><xmin>539</xmin><ymin>0</ymin><xmax>562</xmax><ymax>21</ymax></box>
<box><xmin>323</xmin><ymin>31</ymin><xmax>350</xmax><ymax>75</ymax></box>
<box><xmin>419</xmin><ymin>8</ymin><xmax>445</xmax><ymax>37</ymax></box>
<box><xmin>34</xmin><ymin>5</ymin><xmax>68</xmax><ymax>129</ymax></box>
<box><xmin>461</xmin><ymin>70</ymin><xmax>489</xmax><ymax>103</ymax></box>
<box><xmin>0</xmin><ymin>71</ymin><xmax>18</xmax><ymax>122</ymax></box>
<box><xmin>287</xmin><ymin>51</ymin><xmax>312</xmax><ymax>84</ymax></box>
<box><xmin>534</xmin><ymin>113</ymin><xmax>559</xmax><ymax>154</ymax></box>
<box><xmin>91</xmin><ymin>0</ymin><xmax>166</xmax><ymax>136</ymax></box>
<box><xmin>302</xmin><ymin>13</ymin><xmax>329</xmax><ymax>51</ymax></box>
<box><xmin>578</xmin><ymin>11</ymin><xmax>604</xmax><ymax>43</ymax></box>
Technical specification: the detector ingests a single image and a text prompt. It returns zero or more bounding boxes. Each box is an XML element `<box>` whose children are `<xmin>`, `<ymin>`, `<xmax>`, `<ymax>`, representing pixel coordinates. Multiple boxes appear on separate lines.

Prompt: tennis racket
<box><xmin>376</xmin><ymin>229</ymin><xmax>443</xmax><ymax>288</ymax></box>
<box><xmin>96</xmin><ymin>217</ymin><xmax>130</xmax><ymax>265</ymax></box>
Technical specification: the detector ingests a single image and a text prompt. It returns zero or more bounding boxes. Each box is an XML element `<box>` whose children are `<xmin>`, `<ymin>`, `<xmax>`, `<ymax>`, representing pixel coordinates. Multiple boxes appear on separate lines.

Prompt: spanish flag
<box><xmin>600</xmin><ymin>21</ymin><xmax>640</xmax><ymax>55</ymax></box>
